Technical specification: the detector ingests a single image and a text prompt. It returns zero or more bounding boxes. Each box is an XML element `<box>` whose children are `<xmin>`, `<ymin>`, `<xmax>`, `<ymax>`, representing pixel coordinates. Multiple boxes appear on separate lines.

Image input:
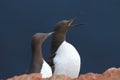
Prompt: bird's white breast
<box><xmin>40</xmin><ymin>60</ymin><xmax>52</xmax><ymax>78</ymax></box>
<box><xmin>53</xmin><ymin>41</ymin><xmax>81</xmax><ymax>78</ymax></box>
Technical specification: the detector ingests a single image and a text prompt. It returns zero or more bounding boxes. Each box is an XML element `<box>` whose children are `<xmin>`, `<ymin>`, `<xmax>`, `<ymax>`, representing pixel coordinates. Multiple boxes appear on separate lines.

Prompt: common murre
<box><xmin>48</xmin><ymin>18</ymin><xmax>84</xmax><ymax>78</ymax></box>
<box><xmin>28</xmin><ymin>32</ymin><xmax>53</xmax><ymax>78</ymax></box>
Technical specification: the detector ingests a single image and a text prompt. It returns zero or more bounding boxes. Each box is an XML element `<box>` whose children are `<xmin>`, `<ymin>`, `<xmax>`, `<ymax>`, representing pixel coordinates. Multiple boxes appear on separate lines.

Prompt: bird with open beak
<box><xmin>48</xmin><ymin>18</ymin><xmax>85</xmax><ymax>78</ymax></box>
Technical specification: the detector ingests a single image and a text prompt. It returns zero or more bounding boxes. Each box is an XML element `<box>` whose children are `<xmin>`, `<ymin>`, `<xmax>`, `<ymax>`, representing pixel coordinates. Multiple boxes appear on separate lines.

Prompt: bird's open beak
<box><xmin>68</xmin><ymin>17</ymin><xmax>85</xmax><ymax>28</ymax></box>
<box><xmin>72</xmin><ymin>23</ymin><xmax>85</xmax><ymax>27</ymax></box>
<box><xmin>68</xmin><ymin>17</ymin><xmax>76</xmax><ymax>26</ymax></box>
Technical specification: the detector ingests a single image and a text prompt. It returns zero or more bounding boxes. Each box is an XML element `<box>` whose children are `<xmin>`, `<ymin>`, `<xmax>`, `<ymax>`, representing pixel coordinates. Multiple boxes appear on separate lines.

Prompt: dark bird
<box><xmin>48</xmin><ymin>18</ymin><xmax>84</xmax><ymax>78</ymax></box>
<box><xmin>28</xmin><ymin>32</ymin><xmax>53</xmax><ymax>78</ymax></box>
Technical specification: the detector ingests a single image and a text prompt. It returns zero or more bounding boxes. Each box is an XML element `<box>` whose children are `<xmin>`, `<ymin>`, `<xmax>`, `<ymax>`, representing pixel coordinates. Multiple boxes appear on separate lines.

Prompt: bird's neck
<box><xmin>51</xmin><ymin>31</ymin><xmax>67</xmax><ymax>54</ymax></box>
<box><xmin>28</xmin><ymin>44</ymin><xmax>43</xmax><ymax>73</ymax></box>
<box><xmin>48</xmin><ymin>31</ymin><xmax>67</xmax><ymax>72</ymax></box>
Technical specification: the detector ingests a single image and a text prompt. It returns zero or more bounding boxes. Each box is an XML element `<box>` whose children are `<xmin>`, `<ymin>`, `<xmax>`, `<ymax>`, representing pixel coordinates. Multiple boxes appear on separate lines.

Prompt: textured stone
<box><xmin>7</xmin><ymin>67</ymin><xmax>120</xmax><ymax>80</ymax></box>
<box><xmin>7</xmin><ymin>73</ymin><xmax>42</xmax><ymax>80</ymax></box>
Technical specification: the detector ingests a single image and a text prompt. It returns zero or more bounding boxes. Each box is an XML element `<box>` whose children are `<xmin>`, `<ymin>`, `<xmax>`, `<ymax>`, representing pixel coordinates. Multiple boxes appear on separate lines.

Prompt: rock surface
<box><xmin>7</xmin><ymin>67</ymin><xmax>120</xmax><ymax>80</ymax></box>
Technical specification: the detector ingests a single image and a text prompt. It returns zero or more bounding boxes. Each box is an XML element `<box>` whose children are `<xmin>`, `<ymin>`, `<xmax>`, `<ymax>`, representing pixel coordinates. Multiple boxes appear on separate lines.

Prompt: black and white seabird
<box><xmin>28</xmin><ymin>32</ymin><xmax>53</xmax><ymax>78</ymax></box>
<box><xmin>48</xmin><ymin>18</ymin><xmax>84</xmax><ymax>78</ymax></box>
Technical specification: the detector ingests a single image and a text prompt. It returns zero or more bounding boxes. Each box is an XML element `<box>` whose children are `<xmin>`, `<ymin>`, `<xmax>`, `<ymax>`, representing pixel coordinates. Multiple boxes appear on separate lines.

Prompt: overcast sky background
<box><xmin>0</xmin><ymin>0</ymin><xmax>120</xmax><ymax>79</ymax></box>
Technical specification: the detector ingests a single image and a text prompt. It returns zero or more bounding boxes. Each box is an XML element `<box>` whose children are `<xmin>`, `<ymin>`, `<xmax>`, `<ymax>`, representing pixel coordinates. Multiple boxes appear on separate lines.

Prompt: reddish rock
<box><xmin>49</xmin><ymin>75</ymin><xmax>72</xmax><ymax>80</ymax></box>
<box><xmin>7</xmin><ymin>67</ymin><xmax>120</xmax><ymax>80</ymax></box>
<box><xmin>7</xmin><ymin>73</ymin><xmax>42</xmax><ymax>80</ymax></box>
<box><xmin>76</xmin><ymin>67</ymin><xmax>120</xmax><ymax>80</ymax></box>
<box><xmin>76</xmin><ymin>73</ymin><xmax>101</xmax><ymax>80</ymax></box>
<box><xmin>98</xmin><ymin>67</ymin><xmax>120</xmax><ymax>80</ymax></box>
<box><xmin>7</xmin><ymin>74</ymin><xmax>71</xmax><ymax>80</ymax></box>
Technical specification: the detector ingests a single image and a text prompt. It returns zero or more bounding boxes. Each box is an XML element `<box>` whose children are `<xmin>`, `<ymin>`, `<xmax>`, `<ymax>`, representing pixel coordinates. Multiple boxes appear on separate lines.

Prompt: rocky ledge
<box><xmin>7</xmin><ymin>67</ymin><xmax>120</xmax><ymax>80</ymax></box>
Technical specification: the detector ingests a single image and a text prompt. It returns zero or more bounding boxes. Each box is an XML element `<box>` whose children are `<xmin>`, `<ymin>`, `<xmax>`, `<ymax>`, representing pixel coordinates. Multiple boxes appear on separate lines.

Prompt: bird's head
<box><xmin>31</xmin><ymin>32</ymin><xmax>54</xmax><ymax>45</ymax></box>
<box><xmin>54</xmin><ymin>17</ymin><xmax>85</xmax><ymax>33</ymax></box>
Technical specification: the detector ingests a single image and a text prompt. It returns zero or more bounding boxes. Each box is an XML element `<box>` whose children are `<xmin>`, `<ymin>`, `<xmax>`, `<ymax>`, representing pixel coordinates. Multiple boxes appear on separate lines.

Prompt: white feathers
<box><xmin>40</xmin><ymin>60</ymin><xmax>52</xmax><ymax>78</ymax></box>
<box><xmin>53</xmin><ymin>41</ymin><xmax>81</xmax><ymax>78</ymax></box>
